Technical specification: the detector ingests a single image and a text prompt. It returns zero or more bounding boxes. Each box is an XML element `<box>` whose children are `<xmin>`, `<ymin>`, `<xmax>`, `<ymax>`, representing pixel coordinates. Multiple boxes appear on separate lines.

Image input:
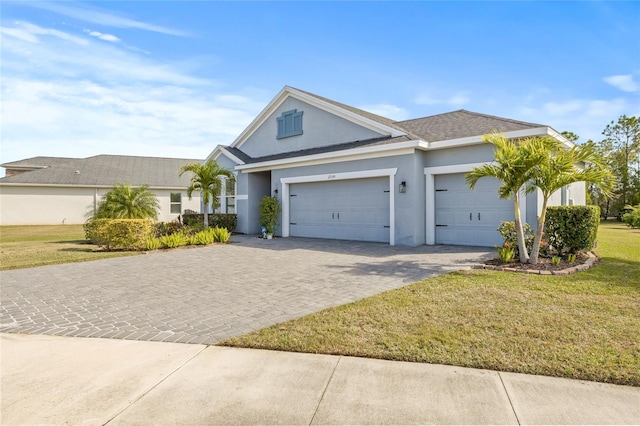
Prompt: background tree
<box><xmin>91</xmin><ymin>182</ymin><xmax>159</xmax><ymax>220</ymax></box>
<box><xmin>179</xmin><ymin>159</ymin><xmax>235</xmax><ymax>228</ymax></box>
<box><xmin>466</xmin><ymin>133</ymin><xmax>552</xmax><ymax>263</ymax></box>
<box><xmin>601</xmin><ymin>115</ymin><xmax>640</xmax><ymax>213</ymax></box>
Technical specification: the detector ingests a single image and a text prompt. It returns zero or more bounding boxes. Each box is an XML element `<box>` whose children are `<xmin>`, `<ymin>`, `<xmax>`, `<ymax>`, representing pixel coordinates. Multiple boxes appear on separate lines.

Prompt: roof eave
<box><xmin>235</xmin><ymin>140</ymin><xmax>427</xmax><ymax>172</ymax></box>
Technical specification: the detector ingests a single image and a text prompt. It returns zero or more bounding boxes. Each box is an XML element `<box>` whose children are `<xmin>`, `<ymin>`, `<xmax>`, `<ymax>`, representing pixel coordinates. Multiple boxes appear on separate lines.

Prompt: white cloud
<box><xmin>1</xmin><ymin>21</ymin><xmax>89</xmax><ymax>45</ymax></box>
<box><xmin>27</xmin><ymin>2</ymin><xmax>189</xmax><ymax>37</ymax></box>
<box><xmin>0</xmin><ymin>19</ymin><xmax>266</xmax><ymax>169</ymax></box>
<box><xmin>414</xmin><ymin>92</ymin><xmax>470</xmax><ymax>107</ymax></box>
<box><xmin>85</xmin><ymin>30</ymin><xmax>121</xmax><ymax>43</ymax></box>
<box><xmin>357</xmin><ymin>104</ymin><xmax>410</xmax><ymax>121</ymax></box>
<box><xmin>517</xmin><ymin>97</ymin><xmax>638</xmax><ymax>143</ymax></box>
<box><xmin>603</xmin><ymin>74</ymin><xmax>639</xmax><ymax>93</ymax></box>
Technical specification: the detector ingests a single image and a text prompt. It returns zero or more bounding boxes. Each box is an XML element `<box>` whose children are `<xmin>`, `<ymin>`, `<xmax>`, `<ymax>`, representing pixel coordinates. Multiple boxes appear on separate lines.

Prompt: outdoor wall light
<box><xmin>399</xmin><ymin>181</ymin><xmax>407</xmax><ymax>193</ymax></box>
<box><xmin>273</xmin><ymin>189</ymin><xmax>279</xmax><ymax>195</ymax></box>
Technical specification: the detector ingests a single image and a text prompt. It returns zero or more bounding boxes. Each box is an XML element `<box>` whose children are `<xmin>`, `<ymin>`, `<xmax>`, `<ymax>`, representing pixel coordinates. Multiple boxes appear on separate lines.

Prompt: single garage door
<box><xmin>289</xmin><ymin>177</ymin><xmax>390</xmax><ymax>243</ymax></box>
<box><xmin>435</xmin><ymin>173</ymin><xmax>513</xmax><ymax>247</ymax></box>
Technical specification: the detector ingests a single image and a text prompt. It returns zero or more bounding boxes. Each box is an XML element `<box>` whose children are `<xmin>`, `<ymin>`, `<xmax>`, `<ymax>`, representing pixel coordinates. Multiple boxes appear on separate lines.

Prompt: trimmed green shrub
<box><xmin>211</xmin><ymin>226</ymin><xmax>231</xmax><ymax>243</ymax></box>
<box><xmin>544</xmin><ymin>206</ymin><xmax>600</xmax><ymax>254</ymax></box>
<box><xmin>622</xmin><ymin>205</ymin><xmax>640</xmax><ymax>228</ymax></box>
<box><xmin>84</xmin><ymin>219</ymin><xmax>154</xmax><ymax>251</ymax></box>
<box><xmin>182</xmin><ymin>213</ymin><xmax>237</xmax><ymax>232</ymax></box>
<box><xmin>259</xmin><ymin>196</ymin><xmax>281</xmax><ymax>234</ymax></box>
<box><xmin>497</xmin><ymin>221</ymin><xmax>535</xmax><ymax>258</ymax></box>
<box><xmin>84</xmin><ymin>218</ymin><xmax>110</xmax><ymax>245</ymax></box>
<box><xmin>159</xmin><ymin>232</ymin><xmax>188</xmax><ymax>248</ymax></box>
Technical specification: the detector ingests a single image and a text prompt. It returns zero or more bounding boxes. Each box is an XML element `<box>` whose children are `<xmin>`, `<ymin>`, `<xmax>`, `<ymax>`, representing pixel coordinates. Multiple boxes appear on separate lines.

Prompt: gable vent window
<box><xmin>276</xmin><ymin>109</ymin><xmax>303</xmax><ymax>139</ymax></box>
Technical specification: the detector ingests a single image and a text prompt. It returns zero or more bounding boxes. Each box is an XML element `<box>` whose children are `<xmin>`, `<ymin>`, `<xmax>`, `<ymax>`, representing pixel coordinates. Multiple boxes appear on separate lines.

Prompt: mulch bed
<box><xmin>476</xmin><ymin>252</ymin><xmax>597</xmax><ymax>275</ymax></box>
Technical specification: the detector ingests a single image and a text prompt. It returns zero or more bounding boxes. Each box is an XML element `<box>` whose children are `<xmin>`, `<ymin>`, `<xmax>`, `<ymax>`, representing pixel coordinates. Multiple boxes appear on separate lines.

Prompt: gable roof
<box><xmin>0</xmin><ymin>155</ymin><xmax>204</xmax><ymax>188</ymax></box>
<box><xmin>212</xmin><ymin>86</ymin><xmax>560</xmax><ymax>169</ymax></box>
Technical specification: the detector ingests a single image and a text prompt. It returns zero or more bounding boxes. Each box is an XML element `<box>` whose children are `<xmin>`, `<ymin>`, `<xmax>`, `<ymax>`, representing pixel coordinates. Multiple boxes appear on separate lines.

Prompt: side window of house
<box><xmin>276</xmin><ymin>109</ymin><xmax>303</xmax><ymax>139</ymax></box>
<box><xmin>226</xmin><ymin>178</ymin><xmax>235</xmax><ymax>214</ymax></box>
<box><xmin>170</xmin><ymin>193</ymin><xmax>181</xmax><ymax>214</ymax></box>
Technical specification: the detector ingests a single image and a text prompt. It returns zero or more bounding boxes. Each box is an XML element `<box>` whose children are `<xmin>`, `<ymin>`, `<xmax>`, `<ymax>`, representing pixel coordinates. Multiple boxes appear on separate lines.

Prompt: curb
<box><xmin>473</xmin><ymin>252</ymin><xmax>597</xmax><ymax>275</ymax></box>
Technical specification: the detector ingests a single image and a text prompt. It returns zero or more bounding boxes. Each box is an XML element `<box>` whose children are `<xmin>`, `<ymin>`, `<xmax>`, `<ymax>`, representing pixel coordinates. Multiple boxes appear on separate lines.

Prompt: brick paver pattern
<box><xmin>1</xmin><ymin>236</ymin><xmax>492</xmax><ymax>344</ymax></box>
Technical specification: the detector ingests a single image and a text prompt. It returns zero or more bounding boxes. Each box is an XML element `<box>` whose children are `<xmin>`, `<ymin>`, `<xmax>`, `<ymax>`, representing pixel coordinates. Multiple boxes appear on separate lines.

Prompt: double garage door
<box><xmin>435</xmin><ymin>173</ymin><xmax>514</xmax><ymax>247</ymax></box>
<box><xmin>289</xmin><ymin>177</ymin><xmax>390</xmax><ymax>243</ymax></box>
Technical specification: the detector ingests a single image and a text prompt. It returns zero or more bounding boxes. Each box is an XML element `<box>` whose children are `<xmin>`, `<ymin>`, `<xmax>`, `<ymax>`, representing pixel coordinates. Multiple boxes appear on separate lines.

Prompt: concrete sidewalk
<box><xmin>2</xmin><ymin>334</ymin><xmax>638</xmax><ymax>425</ymax></box>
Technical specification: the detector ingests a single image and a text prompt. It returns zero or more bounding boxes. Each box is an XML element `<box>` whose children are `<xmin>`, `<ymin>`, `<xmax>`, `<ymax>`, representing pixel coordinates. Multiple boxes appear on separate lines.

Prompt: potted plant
<box><xmin>259</xmin><ymin>195</ymin><xmax>281</xmax><ymax>239</ymax></box>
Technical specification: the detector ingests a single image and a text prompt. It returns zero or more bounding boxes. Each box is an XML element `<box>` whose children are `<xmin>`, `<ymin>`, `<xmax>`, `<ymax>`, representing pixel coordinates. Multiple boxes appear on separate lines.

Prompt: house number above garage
<box><xmin>276</xmin><ymin>109</ymin><xmax>303</xmax><ymax>139</ymax></box>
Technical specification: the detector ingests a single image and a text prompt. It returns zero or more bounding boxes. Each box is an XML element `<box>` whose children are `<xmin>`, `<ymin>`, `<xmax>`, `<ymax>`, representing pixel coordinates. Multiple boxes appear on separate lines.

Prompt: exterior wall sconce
<box><xmin>399</xmin><ymin>181</ymin><xmax>407</xmax><ymax>193</ymax></box>
<box><xmin>273</xmin><ymin>189</ymin><xmax>279</xmax><ymax>196</ymax></box>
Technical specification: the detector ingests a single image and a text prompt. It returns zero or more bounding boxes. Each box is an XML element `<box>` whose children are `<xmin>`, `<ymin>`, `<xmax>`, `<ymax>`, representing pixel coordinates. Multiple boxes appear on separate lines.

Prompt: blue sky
<box><xmin>1</xmin><ymin>1</ymin><xmax>639</xmax><ymax>171</ymax></box>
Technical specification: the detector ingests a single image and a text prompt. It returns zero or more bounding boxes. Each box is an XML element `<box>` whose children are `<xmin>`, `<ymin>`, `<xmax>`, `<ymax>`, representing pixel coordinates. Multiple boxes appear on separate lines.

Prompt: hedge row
<box><xmin>84</xmin><ymin>219</ymin><xmax>154</xmax><ymax>251</ymax></box>
<box><xmin>182</xmin><ymin>213</ymin><xmax>237</xmax><ymax>232</ymax></box>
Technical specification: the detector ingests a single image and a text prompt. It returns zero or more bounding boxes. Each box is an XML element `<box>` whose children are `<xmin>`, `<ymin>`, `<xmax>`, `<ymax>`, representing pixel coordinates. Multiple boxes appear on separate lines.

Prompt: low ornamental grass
<box><xmin>221</xmin><ymin>222</ymin><xmax>640</xmax><ymax>386</ymax></box>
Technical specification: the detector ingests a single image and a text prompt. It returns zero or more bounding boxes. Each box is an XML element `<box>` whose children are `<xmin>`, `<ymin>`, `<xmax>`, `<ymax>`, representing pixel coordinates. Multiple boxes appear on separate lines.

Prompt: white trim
<box><xmin>426</xmin><ymin>127</ymin><xmax>554</xmax><ymax>150</ymax></box>
<box><xmin>229</xmin><ymin>86</ymin><xmax>406</xmax><ymax>151</ymax></box>
<box><xmin>281</xmin><ymin>168</ymin><xmax>398</xmax><ymax>245</ymax></box>
<box><xmin>423</xmin><ymin>162</ymin><xmax>526</xmax><ymax>245</ymax></box>
<box><xmin>236</xmin><ymin>140</ymin><xmax>427</xmax><ymax>172</ymax></box>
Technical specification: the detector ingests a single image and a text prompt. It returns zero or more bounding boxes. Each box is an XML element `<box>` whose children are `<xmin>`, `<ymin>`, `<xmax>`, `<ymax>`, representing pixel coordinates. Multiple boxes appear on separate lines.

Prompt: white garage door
<box><xmin>289</xmin><ymin>177</ymin><xmax>390</xmax><ymax>243</ymax></box>
<box><xmin>435</xmin><ymin>173</ymin><xmax>513</xmax><ymax>247</ymax></box>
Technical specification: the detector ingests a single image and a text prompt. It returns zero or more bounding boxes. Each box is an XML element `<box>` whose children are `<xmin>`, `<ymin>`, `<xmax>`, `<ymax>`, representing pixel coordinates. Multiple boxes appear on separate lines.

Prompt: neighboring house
<box><xmin>208</xmin><ymin>86</ymin><xmax>584</xmax><ymax>247</ymax></box>
<box><xmin>0</xmin><ymin>155</ymin><xmax>202</xmax><ymax>225</ymax></box>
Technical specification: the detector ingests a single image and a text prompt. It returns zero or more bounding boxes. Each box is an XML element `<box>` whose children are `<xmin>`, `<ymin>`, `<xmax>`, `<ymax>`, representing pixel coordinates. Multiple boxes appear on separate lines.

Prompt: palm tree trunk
<box><xmin>514</xmin><ymin>192</ymin><xmax>530</xmax><ymax>263</ymax></box>
<box><xmin>529</xmin><ymin>197</ymin><xmax>548</xmax><ymax>264</ymax></box>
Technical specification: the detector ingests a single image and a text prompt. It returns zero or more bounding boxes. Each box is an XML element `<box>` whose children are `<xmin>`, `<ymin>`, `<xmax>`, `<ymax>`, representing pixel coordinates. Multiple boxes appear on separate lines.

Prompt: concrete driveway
<box><xmin>0</xmin><ymin>235</ymin><xmax>493</xmax><ymax>344</ymax></box>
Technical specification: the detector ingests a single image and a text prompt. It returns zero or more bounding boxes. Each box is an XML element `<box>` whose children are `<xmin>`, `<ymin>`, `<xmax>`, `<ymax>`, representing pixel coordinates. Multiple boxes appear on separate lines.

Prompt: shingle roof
<box><xmin>1</xmin><ymin>156</ymin><xmax>81</xmax><ymax>169</ymax></box>
<box><xmin>394</xmin><ymin>109</ymin><xmax>544</xmax><ymax>141</ymax></box>
<box><xmin>0</xmin><ymin>155</ymin><xmax>204</xmax><ymax>187</ymax></box>
<box><xmin>291</xmin><ymin>87</ymin><xmax>545</xmax><ymax>142</ymax></box>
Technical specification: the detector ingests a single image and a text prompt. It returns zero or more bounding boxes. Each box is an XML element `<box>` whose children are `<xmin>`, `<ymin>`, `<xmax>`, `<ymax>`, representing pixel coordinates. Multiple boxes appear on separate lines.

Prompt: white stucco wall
<box><xmin>0</xmin><ymin>185</ymin><xmax>200</xmax><ymax>225</ymax></box>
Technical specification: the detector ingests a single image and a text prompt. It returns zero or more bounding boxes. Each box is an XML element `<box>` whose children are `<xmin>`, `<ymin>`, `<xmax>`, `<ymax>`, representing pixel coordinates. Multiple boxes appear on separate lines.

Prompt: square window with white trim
<box><xmin>170</xmin><ymin>193</ymin><xmax>182</xmax><ymax>214</ymax></box>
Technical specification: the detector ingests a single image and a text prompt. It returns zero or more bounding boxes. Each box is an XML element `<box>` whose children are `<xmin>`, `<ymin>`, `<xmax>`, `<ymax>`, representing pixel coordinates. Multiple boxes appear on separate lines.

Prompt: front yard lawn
<box><xmin>221</xmin><ymin>222</ymin><xmax>640</xmax><ymax>386</ymax></box>
<box><xmin>0</xmin><ymin>225</ymin><xmax>138</xmax><ymax>270</ymax></box>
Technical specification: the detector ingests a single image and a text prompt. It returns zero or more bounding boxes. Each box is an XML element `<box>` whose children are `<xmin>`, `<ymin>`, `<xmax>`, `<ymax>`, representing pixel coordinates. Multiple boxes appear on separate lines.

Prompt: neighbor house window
<box><xmin>276</xmin><ymin>109</ymin><xmax>303</xmax><ymax>139</ymax></box>
<box><xmin>170</xmin><ymin>193</ymin><xmax>182</xmax><ymax>214</ymax></box>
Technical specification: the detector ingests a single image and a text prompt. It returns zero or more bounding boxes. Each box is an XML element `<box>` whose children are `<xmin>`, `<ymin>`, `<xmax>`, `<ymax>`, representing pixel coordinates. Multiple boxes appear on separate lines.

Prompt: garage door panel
<box><xmin>289</xmin><ymin>177</ymin><xmax>390</xmax><ymax>243</ymax></box>
<box><xmin>435</xmin><ymin>173</ymin><xmax>513</xmax><ymax>247</ymax></box>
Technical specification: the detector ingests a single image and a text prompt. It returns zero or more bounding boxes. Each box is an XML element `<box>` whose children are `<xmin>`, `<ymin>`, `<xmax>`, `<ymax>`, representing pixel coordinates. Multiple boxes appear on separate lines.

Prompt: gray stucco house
<box><xmin>208</xmin><ymin>86</ymin><xmax>584</xmax><ymax>247</ymax></box>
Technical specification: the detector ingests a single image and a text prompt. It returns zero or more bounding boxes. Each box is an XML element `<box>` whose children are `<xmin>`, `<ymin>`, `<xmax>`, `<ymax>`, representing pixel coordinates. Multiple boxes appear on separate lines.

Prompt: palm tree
<box><xmin>466</xmin><ymin>133</ymin><xmax>554</xmax><ymax>263</ymax></box>
<box><xmin>526</xmin><ymin>143</ymin><xmax>614</xmax><ymax>263</ymax></box>
<box><xmin>179</xmin><ymin>159</ymin><xmax>235</xmax><ymax>228</ymax></box>
<box><xmin>92</xmin><ymin>182</ymin><xmax>159</xmax><ymax>220</ymax></box>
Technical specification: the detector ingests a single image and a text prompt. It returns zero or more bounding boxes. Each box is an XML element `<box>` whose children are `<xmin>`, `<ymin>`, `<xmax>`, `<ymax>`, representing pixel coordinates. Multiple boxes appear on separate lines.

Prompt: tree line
<box><xmin>563</xmin><ymin>115</ymin><xmax>639</xmax><ymax>218</ymax></box>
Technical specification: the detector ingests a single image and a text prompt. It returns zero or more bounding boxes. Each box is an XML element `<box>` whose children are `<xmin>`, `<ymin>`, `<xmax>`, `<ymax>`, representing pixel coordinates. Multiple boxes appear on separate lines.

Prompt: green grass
<box><xmin>0</xmin><ymin>225</ymin><xmax>139</xmax><ymax>270</ymax></box>
<box><xmin>221</xmin><ymin>222</ymin><xmax>640</xmax><ymax>386</ymax></box>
